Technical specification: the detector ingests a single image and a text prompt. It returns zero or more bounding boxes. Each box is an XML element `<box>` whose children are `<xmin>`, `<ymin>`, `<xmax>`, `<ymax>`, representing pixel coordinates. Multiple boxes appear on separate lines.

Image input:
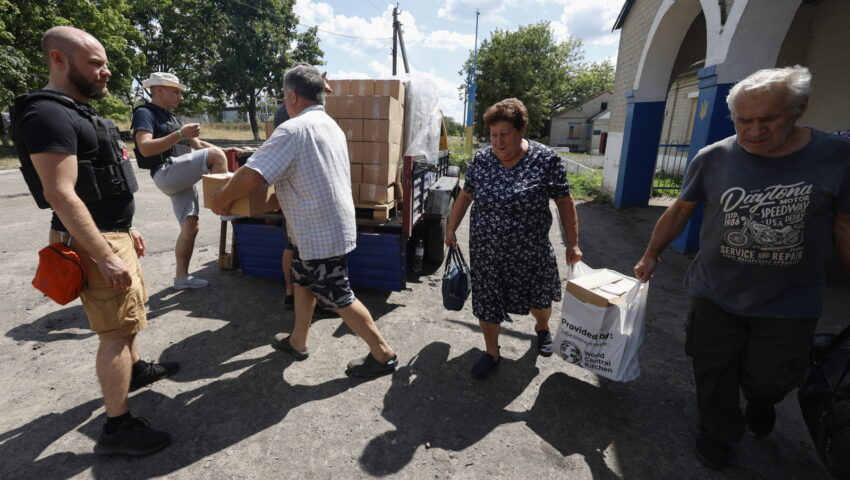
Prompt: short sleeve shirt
<box><xmin>131</xmin><ymin>102</ymin><xmax>181</xmax><ymax>139</ymax></box>
<box><xmin>16</xmin><ymin>92</ymin><xmax>134</xmax><ymax>232</ymax></box>
<box><xmin>131</xmin><ymin>103</ymin><xmax>191</xmax><ymax>172</ymax></box>
<box><xmin>463</xmin><ymin>140</ymin><xmax>571</xmax><ymax>237</ymax></box>
<box><xmin>245</xmin><ymin>105</ymin><xmax>356</xmax><ymax>260</ymax></box>
<box><xmin>680</xmin><ymin>129</ymin><xmax>850</xmax><ymax>318</ymax></box>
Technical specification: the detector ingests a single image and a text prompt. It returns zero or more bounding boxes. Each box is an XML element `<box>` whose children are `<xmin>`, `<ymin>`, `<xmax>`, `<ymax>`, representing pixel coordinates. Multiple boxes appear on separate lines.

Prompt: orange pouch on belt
<box><xmin>32</xmin><ymin>242</ymin><xmax>88</xmax><ymax>305</ymax></box>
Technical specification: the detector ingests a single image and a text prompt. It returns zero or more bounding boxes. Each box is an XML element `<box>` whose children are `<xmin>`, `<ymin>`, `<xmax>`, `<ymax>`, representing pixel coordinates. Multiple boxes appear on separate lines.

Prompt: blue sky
<box><xmin>293</xmin><ymin>0</ymin><xmax>623</xmax><ymax>122</ymax></box>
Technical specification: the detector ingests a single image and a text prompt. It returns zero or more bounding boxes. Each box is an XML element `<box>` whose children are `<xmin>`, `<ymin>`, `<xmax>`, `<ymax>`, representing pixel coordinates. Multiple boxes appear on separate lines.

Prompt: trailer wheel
<box><xmin>425</xmin><ymin>197</ymin><xmax>453</xmax><ymax>264</ymax></box>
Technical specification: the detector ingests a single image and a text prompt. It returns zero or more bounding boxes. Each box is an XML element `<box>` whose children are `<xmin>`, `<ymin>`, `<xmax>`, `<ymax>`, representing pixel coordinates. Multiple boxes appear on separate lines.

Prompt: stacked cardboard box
<box><xmin>326</xmin><ymin>78</ymin><xmax>405</xmax><ymax>205</ymax></box>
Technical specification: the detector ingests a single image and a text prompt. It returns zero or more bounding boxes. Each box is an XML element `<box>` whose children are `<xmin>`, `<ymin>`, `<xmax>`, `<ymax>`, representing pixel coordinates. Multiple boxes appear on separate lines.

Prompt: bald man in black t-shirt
<box><xmin>13</xmin><ymin>26</ymin><xmax>175</xmax><ymax>456</ymax></box>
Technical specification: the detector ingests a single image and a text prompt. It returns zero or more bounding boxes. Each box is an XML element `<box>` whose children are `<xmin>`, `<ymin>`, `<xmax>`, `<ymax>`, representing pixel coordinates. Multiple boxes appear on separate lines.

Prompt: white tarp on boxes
<box><xmin>553</xmin><ymin>262</ymin><xmax>648</xmax><ymax>382</ymax></box>
<box><xmin>402</xmin><ymin>73</ymin><xmax>441</xmax><ymax>166</ymax></box>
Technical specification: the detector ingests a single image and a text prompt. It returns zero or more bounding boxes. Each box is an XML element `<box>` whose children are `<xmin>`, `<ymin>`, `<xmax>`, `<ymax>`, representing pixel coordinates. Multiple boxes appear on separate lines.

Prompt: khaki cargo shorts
<box><xmin>49</xmin><ymin>230</ymin><xmax>149</xmax><ymax>340</ymax></box>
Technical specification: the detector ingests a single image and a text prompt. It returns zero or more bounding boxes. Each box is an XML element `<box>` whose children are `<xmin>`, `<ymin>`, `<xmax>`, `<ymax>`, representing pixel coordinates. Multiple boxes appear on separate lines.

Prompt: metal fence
<box><xmin>652</xmin><ymin>142</ymin><xmax>689</xmax><ymax>196</ymax></box>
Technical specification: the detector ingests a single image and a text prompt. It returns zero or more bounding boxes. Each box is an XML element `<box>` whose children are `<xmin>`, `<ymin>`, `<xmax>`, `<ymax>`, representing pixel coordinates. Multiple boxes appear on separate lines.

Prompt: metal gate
<box><xmin>652</xmin><ymin>142</ymin><xmax>689</xmax><ymax>196</ymax></box>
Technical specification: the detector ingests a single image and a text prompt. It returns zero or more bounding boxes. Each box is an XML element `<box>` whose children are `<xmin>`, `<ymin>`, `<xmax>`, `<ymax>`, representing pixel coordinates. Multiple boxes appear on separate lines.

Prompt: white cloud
<box><xmin>295</xmin><ymin>0</ymin><xmax>476</xmax><ymax>62</ymax></box>
<box><xmin>294</xmin><ymin>0</ymin><xmax>397</xmax><ymax>58</ymax></box>
<box><xmin>557</xmin><ymin>0</ymin><xmax>622</xmax><ymax>46</ymax></box>
<box><xmin>422</xmin><ymin>30</ymin><xmax>476</xmax><ymax>52</ymax></box>
<box><xmin>438</xmin><ymin>0</ymin><xmax>510</xmax><ymax>24</ymax></box>
<box><xmin>367</xmin><ymin>60</ymin><xmax>393</xmax><ymax>78</ymax></box>
<box><xmin>327</xmin><ymin>70</ymin><xmax>371</xmax><ymax>80</ymax></box>
<box><xmin>549</xmin><ymin>20</ymin><xmax>570</xmax><ymax>44</ymax></box>
<box><xmin>293</xmin><ymin>0</ymin><xmax>334</xmax><ymax>26</ymax></box>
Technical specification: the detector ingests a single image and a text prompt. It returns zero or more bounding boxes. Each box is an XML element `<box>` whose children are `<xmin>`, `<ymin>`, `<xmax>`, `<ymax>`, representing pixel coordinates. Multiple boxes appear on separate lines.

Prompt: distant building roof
<box><xmin>589</xmin><ymin>110</ymin><xmax>611</xmax><ymax>122</ymax></box>
<box><xmin>555</xmin><ymin>90</ymin><xmax>613</xmax><ymax>117</ymax></box>
<box><xmin>613</xmin><ymin>0</ymin><xmax>636</xmax><ymax>31</ymax></box>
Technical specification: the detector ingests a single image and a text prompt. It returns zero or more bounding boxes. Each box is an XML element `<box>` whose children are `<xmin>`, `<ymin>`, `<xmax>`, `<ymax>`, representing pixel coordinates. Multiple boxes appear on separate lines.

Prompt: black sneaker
<box><xmin>346</xmin><ymin>353</ymin><xmax>398</xmax><ymax>378</ymax></box>
<box><xmin>536</xmin><ymin>330</ymin><xmax>553</xmax><ymax>357</ymax></box>
<box><xmin>130</xmin><ymin>360</ymin><xmax>180</xmax><ymax>392</ymax></box>
<box><xmin>693</xmin><ymin>432</ymin><xmax>731</xmax><ymax>469</ymax></box>
<box><xmin>284</xmin><ymin>294</ymin><xmax>294</xmax><ymax>310</ymax></box>
<box><xmin>94</xmin><ymin>417</ymin><xmax>171</xmax><ymax>456</ymax></box>
<box><xmin>745</xmin><ymin>401</ymin><xmax>776</xmax><ymax>438</ymax></box>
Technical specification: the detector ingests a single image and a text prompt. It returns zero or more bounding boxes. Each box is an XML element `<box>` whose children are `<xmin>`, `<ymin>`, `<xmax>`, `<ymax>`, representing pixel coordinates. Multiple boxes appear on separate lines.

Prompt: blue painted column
<box><xmin>671</xmin><ymin>66</ymin><xmax>736</xmax><ymax>253</ymax></box>
<box><xmin>614</xmin><ymin>90</ymin><xmax>665</xmax><ymax>208</ymax></box>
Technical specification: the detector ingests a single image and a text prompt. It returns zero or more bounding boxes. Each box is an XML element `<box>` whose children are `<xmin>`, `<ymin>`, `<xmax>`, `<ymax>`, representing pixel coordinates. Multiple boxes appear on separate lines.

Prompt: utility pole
<box><xmin>392</xmin><ymin>5</ymin><xmax>398</xmax><ymax>75</ymax></box>
<box><xmin>392</xmin><ymin>4</ymin><xmax>410</xmax><ymax>75</ymax></box>
<box><xmin>464</xmin><ymin>9</ymin><xmax>480</xmax><ymax>154</ymax></box>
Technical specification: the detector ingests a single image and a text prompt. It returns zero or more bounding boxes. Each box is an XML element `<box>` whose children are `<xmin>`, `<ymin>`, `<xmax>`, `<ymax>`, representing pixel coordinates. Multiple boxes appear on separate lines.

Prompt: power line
<box><xmin>365</xmin><ymin>0</ymin><xmax>387</xmax><ymax>15</ymax></box>
<box><xmin>401</xmin><ymin>5</ymin><xmax>472</xmax><ymax>29</ymax></box>
<box><xmin>219</xmin><ymin>0</ymin><xmax>392</xmax><ymax>40</ymax></box>
<box><xmin>298</xmin><ymin>24</ymin><xmax>392</xmax><ymax>41</ymax></box>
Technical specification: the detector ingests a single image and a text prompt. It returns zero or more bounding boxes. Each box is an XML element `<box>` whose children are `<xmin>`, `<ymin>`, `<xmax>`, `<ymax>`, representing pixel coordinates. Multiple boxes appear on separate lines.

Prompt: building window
<box><xmin>568</xmin><ymin>126</ymin><xmax>579</xmax><ymax>139</ymax></box>
<box><xmin>601</xmin><ymin>102</ymin><xmax>608</xmax><ymax>111</ymax></box>
<box><xmin>685</xmin><ymin>97</ymin><xmax>698</xmax><ymax>143</ymax></box>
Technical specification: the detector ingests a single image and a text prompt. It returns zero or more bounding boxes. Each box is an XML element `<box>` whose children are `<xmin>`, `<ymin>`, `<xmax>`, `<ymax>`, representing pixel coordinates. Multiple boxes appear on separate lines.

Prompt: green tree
<box><xmin>444</xmin><ymin>115</ymin><xmax>463</xmax><ymax>136</ymax></box>
<box><xmin>0</xmin><ymin>0</ymin><xmax>141</xmax><ymax>142</ymax></box>
<box><xmin>207</xmin><ymin>1</ymin><xmax>323</xmax><ymax>140</ymax></box>
<box><xmin>130</xmin><ymin>0</ymin><xmax>323</xmax><ymax>140</ymax></box>
<box><xmin>128</xmin><ymin>0</ymin><xmax>227</xmax><ymax>116</ymax></box>
<box><xmin>459</xmin><ymin>22</ymin><xmax>614</xmax><ymax>141</ymax></box>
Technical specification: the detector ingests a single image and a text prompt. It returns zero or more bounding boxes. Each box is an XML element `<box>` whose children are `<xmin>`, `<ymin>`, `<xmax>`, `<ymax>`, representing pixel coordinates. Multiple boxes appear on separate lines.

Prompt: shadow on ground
<box><xmin>2</xmin><ymin>353</ymin><xmax>358</xmax><ymax>479</ymax></box>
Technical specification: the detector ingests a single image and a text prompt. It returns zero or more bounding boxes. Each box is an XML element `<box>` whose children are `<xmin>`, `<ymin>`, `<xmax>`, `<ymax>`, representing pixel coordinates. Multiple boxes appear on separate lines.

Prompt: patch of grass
<box><xmin>651</xmin><ymin>170</ymin><xmax>683</xmax><ymax>197</ymax></box>
<box><xmin>448</xmin><ymin>143</ymin><xmax>472</xmax><ymax>174</ymax></box>
<box><xmin>447</xmin><ymin>135</ymin><xmax>463</xmax><ymax>146</ymax></box>
<box><xmin>113</xmin><ymin>121</ymin><xmax>257</xmax><ymax>141</ymax></box>
<box><xmin>202</xmin><ymin>122</ymin><xmax>257</xmax><ymax>140</ymax></box>
<box><xmin>568</xmin><ymin>170</ymin><xmax>608</xmax><ymax>203</ymax></box>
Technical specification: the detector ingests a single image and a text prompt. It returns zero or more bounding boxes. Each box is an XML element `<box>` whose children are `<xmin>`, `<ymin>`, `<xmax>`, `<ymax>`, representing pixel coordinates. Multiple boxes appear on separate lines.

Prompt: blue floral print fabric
<box><xmin>463</xmin><ymin>140</ymin><xmax>571</xmax><ymax>324</ymax></box>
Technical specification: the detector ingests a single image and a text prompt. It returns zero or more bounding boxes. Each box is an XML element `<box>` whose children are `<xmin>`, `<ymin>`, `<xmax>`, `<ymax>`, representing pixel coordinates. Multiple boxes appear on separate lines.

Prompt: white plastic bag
<box><xmin>553</xmin><ymin>261</ymin><xmax>648</xmax><ymax>382</ymax></box>
<box><xmin>402</xmin><ymin>73</ymin><xmax>441</xmax><ymax>166</ymax></box>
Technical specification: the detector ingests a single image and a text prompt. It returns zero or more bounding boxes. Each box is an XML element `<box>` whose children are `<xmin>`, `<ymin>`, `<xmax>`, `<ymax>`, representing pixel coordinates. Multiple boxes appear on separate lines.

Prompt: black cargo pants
<box><xmin>685</xmin><ymin>297</ymin><xmax>818</xmax><ymax>442</ymax></box>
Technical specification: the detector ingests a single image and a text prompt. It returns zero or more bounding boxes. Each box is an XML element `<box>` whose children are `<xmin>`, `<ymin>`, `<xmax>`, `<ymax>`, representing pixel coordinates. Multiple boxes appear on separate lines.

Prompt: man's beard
<box><xmin>68</xmin><ymin>60</ymin><xmax>108</xmax><ymax>100</ymax></box>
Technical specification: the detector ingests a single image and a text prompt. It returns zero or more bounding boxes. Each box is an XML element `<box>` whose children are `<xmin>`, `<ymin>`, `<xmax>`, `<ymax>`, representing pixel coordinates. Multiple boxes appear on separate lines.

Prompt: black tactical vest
<box><xmin>10</xmin><ymin>91</ymin><xmax>138</xmax><ymax>209</ymax></box>
<box><xmin>132</xmin><ymin>102</ymin><xmax>192</xmax><ymax>170</ymax></box>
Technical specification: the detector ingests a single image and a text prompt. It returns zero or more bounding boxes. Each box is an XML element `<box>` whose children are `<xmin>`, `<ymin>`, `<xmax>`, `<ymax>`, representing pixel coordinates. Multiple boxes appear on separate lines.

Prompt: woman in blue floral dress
<box><xmin>445</xmin><ymin>98</ymin><xmax>583</xmax><ymax>379</ymax></box>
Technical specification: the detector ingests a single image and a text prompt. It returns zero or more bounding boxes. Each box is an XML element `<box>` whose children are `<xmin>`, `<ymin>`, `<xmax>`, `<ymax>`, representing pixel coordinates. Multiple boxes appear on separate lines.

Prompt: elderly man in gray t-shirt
<box><xmin>634</xmin><ymin>66</ymin><xmax>850</xmax><ymax>470</ymax></box>
<box><xmin>210</xmin><ymin>65</ymin><xmax>397</xmax><ymax>379</ymax></box>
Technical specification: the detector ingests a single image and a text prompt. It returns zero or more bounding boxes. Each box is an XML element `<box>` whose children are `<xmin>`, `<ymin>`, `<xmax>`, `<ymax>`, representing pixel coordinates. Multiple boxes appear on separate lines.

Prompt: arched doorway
<box><xmin>613</xmin><ymin>0</ymin><xmax>709</xmax><ymax>209</ymax></box>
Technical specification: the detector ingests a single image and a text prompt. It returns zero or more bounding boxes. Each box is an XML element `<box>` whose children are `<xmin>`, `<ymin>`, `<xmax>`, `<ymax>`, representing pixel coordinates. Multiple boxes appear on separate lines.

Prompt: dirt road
<box><xmin>0</xmin><ymin>163</ymin><xmax>843</xmax><ymax>479</ymax></box>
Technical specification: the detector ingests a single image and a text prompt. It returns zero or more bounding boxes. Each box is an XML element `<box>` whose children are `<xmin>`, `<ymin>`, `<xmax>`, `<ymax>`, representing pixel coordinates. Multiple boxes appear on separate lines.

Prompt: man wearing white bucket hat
<box><xmin>132</xmin><ymin>72</ymin><xmax>239</xmax><ymax>290</ymax></box>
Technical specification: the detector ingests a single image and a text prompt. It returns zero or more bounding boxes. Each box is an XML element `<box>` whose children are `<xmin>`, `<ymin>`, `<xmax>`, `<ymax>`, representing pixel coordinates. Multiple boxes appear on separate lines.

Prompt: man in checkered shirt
<box><xmin>210</xmin><ymin>65</ymin><xmax>398</xmax><ymax>378</ymax></box>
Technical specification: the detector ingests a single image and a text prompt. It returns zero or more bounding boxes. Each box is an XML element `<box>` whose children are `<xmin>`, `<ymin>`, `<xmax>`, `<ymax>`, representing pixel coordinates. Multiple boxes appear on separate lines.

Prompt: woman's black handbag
<box><xmin>798</xmin><ymin>325</ymin><xmax>850</xmax><ymax>479</ymax></box>
<box><xmin>442</xmin><ymin>246</ymin><xmax>471</xmax><ymax>311</ymax></box>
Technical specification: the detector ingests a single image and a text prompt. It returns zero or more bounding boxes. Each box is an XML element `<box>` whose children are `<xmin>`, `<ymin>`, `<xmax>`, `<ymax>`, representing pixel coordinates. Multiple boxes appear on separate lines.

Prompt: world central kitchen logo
<box><xmin>559</xmin><ymin>340</ymin><xmax>582</xmax><ymax>364</ymax></box>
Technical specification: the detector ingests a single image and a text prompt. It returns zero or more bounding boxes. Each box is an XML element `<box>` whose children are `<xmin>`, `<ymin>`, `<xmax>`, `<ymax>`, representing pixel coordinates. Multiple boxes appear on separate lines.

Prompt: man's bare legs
<box><xmin>207</xmin><ymin>147</ymin><xmax>228</xmax><ymax>174</ymax></box>
<box><xmin>337</xmin><ymin>299</ymin><xmax>394</xmax><ymax>362</ymax></box>
<box><xmin>288</xmin><ymin>285</ymin><xmax>316</xmax><ymax>352</ymax></box>
<box><xmin>287</xmin><ymin>290</ymin><xmax>393</xmax><ymax>363</ymax></box>
<box><xmin>96</xmin><ymin>334</ymin><xmax>134</xmax><ymax>417</ymax></box>
<box><xmin>175</xmin><ymin>216</ymin><xmax>199</xmax><ymax>279</ymax></box>
<box><xmin>282</xmin><ymin>248</ymin><xmax>294</xmax><ymax>296</ymax></box>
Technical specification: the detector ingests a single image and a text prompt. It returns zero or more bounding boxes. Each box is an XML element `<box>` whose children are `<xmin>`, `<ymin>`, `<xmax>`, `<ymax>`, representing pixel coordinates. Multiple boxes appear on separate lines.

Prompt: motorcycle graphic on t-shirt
<box><xmin>719</xmin><ymin>182</ymin><xmax>810</xmax><ymax>267</ymax></box>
